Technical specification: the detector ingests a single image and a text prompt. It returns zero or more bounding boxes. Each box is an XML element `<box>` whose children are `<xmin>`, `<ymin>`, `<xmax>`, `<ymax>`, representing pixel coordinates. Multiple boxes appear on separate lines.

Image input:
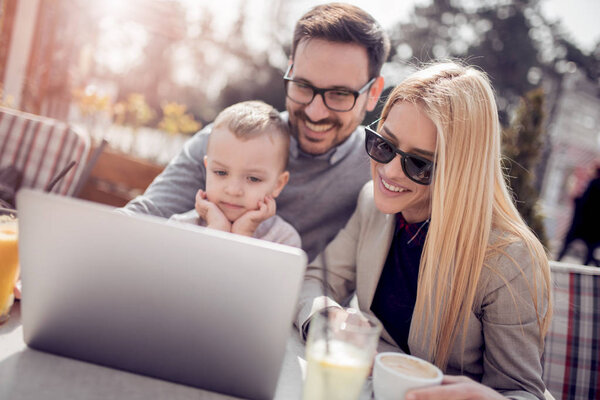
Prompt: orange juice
<box><xmin>0</xmin><ymin>217</ymin><xmax>18</xmax><ymax>323</ymax></box>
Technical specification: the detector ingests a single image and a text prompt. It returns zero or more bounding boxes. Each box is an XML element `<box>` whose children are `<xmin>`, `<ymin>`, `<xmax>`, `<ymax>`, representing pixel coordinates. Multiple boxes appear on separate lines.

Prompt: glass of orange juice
<box><xmin>0</xmin><ymin>208</ymin><xmax>18</xmax><ymax>324</ymax></box>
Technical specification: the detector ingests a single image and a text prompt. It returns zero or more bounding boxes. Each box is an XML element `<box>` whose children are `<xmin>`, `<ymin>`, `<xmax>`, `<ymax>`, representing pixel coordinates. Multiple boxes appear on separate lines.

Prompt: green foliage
<box><xmin>502</xmin><ymin>88</ymin><xmax>549</xmax><ymax>248</ymax></box>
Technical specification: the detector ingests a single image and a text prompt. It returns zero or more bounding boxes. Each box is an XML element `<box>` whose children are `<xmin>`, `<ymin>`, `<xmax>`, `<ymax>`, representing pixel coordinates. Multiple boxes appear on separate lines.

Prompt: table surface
<box><xmin>0</xmin><ymin>301</ymin><xmax>397</xmax><ymax>400</ymax></box>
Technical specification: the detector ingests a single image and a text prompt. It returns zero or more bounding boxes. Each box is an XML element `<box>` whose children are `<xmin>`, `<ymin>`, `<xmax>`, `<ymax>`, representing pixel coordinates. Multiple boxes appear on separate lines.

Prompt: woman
<box><xmin>295</xmin><ymin>62</ymin><xmax>552</xmax><ymax>400</ymax></box>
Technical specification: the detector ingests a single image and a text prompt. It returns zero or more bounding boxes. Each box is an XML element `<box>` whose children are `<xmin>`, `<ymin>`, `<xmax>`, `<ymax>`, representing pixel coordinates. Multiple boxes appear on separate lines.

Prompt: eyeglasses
<box><xmin>365</xmin><ymin>119</ymin><xmax>435</xmax><ymax>185</ymax></box>
<box><xmin>283</xmin><ymin>64</ymin><xmax>376</xmax><ymax>112</ymax></box>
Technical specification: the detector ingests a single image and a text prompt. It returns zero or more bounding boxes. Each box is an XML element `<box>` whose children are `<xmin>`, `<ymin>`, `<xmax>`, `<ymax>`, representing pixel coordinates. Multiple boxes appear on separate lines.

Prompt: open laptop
<box><xmin>16</xmin><ymin>189</ymin><xmax>307</xmax><ymax>400</ymax></box>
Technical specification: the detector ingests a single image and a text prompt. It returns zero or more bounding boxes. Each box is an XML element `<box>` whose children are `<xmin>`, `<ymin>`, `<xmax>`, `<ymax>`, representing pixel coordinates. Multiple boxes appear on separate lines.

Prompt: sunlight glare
<box><xmin>95</xmin><ymin>17</ymin><xmax>148</xmax><ymax>75</ymax></box>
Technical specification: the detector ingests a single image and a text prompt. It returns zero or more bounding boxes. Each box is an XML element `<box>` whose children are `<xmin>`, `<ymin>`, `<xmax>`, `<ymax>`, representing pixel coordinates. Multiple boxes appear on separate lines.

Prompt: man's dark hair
<box><xmin>292</xmin><ymin>3</ymin><xmax>390</xmax><ymax>79</ymax></box>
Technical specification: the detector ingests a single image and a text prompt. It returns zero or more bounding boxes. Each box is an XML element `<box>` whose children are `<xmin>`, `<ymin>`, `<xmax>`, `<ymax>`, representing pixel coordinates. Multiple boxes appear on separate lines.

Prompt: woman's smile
<box><xmin>379</xmin><ymin>174</ymin><xmax>409</xmax><ymax>194</ymax></box>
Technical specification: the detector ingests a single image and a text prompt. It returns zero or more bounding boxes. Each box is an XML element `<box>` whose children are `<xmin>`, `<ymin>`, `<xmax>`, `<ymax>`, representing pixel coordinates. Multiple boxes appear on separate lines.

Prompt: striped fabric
<box><xmin>543</xmin><ymin>261</ymin><xmax>600</xmax><ymax>400</ymax></box>
<box><xmin>0</xmin><ymin>107</ymin><xmax>90</xmax><ymax>196</ymax></box>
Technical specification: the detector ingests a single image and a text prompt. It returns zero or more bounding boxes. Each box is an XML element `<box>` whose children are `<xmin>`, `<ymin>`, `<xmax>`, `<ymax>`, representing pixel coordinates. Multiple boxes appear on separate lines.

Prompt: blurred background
<box><xmin>0</xmin><ymin>0</ymin><xmax>599</xmax><ymax>262</ymax></box>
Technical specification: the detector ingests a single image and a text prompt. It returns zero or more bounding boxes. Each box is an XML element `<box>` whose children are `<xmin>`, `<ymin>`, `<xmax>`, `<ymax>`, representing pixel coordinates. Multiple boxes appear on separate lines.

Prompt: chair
<box><xmin>0</xmin><ymin>107</ymin><xmax>91</xmax><ymax>197</ymax></box>
<box><xmin>543</xmin><ymin>261</ymin><xmax>600</xmax><ymax>400</ymax></box>
<box><xmin>76</xmin><ymin>145</ymin><xmax>164</xmax><ymax>207</ymax></box>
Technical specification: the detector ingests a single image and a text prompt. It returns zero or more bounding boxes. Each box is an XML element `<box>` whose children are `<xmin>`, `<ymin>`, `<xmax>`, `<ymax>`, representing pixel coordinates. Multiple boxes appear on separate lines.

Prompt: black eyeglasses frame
<box><xmin>283</xmin><ymin>64</ymin><xmax>376</xmax><ymax>112</ymax></box>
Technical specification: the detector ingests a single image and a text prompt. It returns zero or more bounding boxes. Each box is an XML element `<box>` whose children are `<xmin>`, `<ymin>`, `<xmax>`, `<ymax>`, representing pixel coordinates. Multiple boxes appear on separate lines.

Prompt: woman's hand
<box><xmin>195</xmin><ymin>189</ymin><xmax>231</xmax><ymax>232</ymax></box>
<box><xmin>405</xmin><ymin>375</ymin><xmax>507</xmax><ymax>400</ymax></box>
<box><xmin>231</xmin><ymin>196</ymin><xmax>276</xmax><ymax>237</ymax></box>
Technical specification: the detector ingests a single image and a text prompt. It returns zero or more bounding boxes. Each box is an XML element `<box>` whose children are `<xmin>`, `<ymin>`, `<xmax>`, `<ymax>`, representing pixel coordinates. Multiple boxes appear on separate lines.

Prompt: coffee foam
<box><xmin>380</xmin><ymin>355</ymin><xmax>438</xmax><ymax>379</ymax></box>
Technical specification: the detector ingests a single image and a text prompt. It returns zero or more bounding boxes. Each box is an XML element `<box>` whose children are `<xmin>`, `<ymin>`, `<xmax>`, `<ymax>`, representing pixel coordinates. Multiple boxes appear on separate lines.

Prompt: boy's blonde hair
<box><xmin>211</xmin><ymin>100</ymin><xmax>290</xmax><ymax>170</ymax></box>
<box><xmin>380</xmin><ymin>61</ymin><xmax>552</xmax><ymax>369</ymax></box>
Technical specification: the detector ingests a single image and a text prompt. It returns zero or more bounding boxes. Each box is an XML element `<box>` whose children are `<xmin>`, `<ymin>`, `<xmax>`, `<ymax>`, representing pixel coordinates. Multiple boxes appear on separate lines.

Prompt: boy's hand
<box><xmin>195</xmin><ymin>189</ymin><xmax>231</xmax><ymax>232</ymax></box>
<box><xmin>231</xmin><ymin>196</ymin><xmax>276</xmax><ymax>237</ymax></box>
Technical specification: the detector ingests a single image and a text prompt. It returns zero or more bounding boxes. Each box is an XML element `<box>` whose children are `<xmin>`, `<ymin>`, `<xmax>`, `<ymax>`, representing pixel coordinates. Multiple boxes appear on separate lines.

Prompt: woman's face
<box><xmin>370</xmin><ymin>101</ymin><xmax>437</xmax><ymax>223</ymax></box>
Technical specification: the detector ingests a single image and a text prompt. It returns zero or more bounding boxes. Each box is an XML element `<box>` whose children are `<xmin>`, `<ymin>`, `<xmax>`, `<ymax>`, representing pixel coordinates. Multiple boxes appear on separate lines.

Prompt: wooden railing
<box><xmin>77</xmin><ymin>145</ymin><xmax>164</xmax><ymax>207</ymax></box>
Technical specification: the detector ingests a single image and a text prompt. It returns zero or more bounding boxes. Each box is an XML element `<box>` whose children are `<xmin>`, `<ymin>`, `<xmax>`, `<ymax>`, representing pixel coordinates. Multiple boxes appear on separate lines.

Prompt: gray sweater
<box><xmin>169</xmin><ymin>209</ymin><xmax>302</xmax><ymax>248</ymax></box>
<box><xmin>122</xmin><ymin>112</ymin><xmax>372</xmax><ymax>262</ymax></box>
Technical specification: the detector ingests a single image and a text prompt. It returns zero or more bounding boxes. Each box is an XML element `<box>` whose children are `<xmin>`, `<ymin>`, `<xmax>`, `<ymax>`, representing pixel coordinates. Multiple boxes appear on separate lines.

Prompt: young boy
<box><xmin>170</xmin><ymin>101</ymin><xmax>301</xmax><ymax>248</ymax></box>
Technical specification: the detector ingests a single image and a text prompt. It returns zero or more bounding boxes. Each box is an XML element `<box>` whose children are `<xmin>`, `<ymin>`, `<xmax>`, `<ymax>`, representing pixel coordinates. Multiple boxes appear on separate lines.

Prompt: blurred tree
<box><xmin>386</xmin><ymin>0</ymin><xmax>599</xmax><ymax>124</ymax></box>
<box><xmin>502</xmin><ymin>88</ymin><xmax>549</xmax><ymax>248</ymax></box>
<box><xmin>556</xmin><ymin>37</ymin><xmax>600</xmax><ymax>82</ymax></box>
<box><xmin>200</xmin><ymin>5</ymin><xmax>287</xmax><ymax>115</ymax></box>
<box><xmin>219</xmin><ymin>62</ymin><xmax>286</xmax><ymax>113</ymax></box>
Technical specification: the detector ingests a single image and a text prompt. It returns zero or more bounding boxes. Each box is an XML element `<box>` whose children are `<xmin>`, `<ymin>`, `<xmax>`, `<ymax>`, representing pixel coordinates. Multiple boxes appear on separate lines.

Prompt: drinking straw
<box><xmin>321</xmin><ymin>246</ymin><xmax>330</xmax><ymax>354</ymax></box>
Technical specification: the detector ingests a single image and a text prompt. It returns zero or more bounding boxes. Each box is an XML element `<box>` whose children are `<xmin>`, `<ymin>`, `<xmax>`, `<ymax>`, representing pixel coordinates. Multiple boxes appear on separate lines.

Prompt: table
<box><xmin>0</xmin><ymin>301</ymin><xmax>397</xmax><ymax>399</ymax></box>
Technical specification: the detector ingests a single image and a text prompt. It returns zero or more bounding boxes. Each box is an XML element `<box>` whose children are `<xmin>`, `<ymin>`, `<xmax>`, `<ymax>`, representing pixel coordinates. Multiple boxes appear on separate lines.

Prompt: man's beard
<box><xmin>290</xmin><ymin>109</ymin><xmax>342</xmax><ymax>142</ymax></box>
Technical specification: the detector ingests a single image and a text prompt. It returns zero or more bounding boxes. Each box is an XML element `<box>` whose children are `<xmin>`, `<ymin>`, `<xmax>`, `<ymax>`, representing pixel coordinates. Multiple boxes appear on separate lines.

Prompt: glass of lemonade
<box><xmin>0</xmin><ymin>208</ymin><xmax>18</xmax><ymax>324</ymax></box>
<box><xmin>302</xmin><ymin>308</ymin><xmax>382</xmax><ymax>400</ymax></box>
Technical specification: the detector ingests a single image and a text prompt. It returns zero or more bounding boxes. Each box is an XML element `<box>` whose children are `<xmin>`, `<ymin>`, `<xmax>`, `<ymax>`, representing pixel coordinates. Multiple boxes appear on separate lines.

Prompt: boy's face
<box><xmin>286</xmin><ymin>38</ymin><xmax>383</xmax><ymax>156</ymax></box>
<box><xmin>204</xmin><ymin>128</ymin><xmax>289</xmax><ymax>222</ymax></box>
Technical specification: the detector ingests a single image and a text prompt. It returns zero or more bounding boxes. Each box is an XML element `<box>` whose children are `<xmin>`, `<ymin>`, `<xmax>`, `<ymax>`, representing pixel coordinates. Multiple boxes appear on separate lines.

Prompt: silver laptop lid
<box><xmin>17</xmin><ymin>189</ymin><xmax>307</xmax><ymax>400</ymax></box>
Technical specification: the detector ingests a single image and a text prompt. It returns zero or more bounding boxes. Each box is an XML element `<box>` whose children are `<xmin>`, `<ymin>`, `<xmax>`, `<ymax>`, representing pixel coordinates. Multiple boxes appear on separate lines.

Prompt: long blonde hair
<box><xmin>379</xmin><ymin>62</ymin><xmax>552</xmax><ymax>369</ymax></box>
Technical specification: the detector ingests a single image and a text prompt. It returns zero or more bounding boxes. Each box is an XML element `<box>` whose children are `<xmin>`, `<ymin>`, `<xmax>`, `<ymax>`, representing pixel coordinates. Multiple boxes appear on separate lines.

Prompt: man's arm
<box><xmin>122</xmin><ymin>126</ymin><xmax>211</xmax><ymax>218</ymax></box>
<box><xmin>295</xmin><ymin>185</ymin><xmax>367</xmax><ymax>335</ymax></box>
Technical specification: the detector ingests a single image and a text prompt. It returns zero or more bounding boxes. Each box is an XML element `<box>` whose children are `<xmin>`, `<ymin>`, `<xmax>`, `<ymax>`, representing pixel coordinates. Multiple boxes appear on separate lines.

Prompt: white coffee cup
<box><xmin>373</xmin><ymin>352</ymin><xmax>443</xmax><ymax>400</ymax></box>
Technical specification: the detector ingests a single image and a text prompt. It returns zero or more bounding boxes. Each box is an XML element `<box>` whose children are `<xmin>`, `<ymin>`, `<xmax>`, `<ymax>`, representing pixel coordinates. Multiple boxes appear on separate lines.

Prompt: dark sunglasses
<box><xmin>365</xmin><ymin>119</ymin><xmax>435</xmax><ymax>185</ymax></box>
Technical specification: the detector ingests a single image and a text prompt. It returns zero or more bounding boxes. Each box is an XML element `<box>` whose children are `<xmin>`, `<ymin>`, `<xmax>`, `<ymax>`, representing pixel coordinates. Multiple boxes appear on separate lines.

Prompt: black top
<box><xmin>370</xmin><ymin>213</ymin><xmax>428</xmax><ymax>353</ymax></box>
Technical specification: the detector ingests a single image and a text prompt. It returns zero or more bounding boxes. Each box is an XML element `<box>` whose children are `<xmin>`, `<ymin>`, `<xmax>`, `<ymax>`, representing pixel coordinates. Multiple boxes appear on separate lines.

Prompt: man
<box><xmin>123</xmin><ymin>3</ymin><xmax>390</xmax><ymax>261</ymax></box>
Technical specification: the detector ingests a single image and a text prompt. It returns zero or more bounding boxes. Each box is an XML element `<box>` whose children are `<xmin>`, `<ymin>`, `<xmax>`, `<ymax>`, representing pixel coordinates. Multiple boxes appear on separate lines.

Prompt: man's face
<box><xmin>286</xmin><ymin>39</ymin><xmax>383</xmax><ymax>155</ymax></box>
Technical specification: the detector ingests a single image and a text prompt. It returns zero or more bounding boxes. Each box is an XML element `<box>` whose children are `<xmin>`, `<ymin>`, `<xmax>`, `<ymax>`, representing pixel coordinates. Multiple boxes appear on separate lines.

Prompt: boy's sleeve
<box><xmin>168</xmin><ymin>209</ymin><xmax>201</xmax><ymax>225</ymax></box>
<box><xmin>120</xmin><ymin>125</ymin><xmax>212</xmax><ymax>218</ymax></box>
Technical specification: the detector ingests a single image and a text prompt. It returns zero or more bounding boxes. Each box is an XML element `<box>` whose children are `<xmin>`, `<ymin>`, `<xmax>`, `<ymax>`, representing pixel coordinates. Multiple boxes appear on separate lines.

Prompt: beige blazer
<box><xmin>296</xmin><ymin>181</ymin><xmax>547</xmax><ymax>400</ymax></box>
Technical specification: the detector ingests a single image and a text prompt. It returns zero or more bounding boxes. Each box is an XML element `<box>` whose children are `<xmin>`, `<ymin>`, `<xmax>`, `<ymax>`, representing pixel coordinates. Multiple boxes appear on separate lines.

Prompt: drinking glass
<box><xmin>0</xmin><ymin>208</ymin><xmax>18</xmax><ymax>324</ymax></box>
<box><xmin>302</xmin><ymin>308</ymin><xmax>382</xmax><ymax>400</ymax></box>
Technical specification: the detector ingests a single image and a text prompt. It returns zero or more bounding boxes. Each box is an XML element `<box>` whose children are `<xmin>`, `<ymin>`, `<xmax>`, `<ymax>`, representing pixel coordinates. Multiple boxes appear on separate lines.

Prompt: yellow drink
<box><xmin>0</xmin><ymin>217</ymin><xmax>18</xmax><ymax>323</ymax></box>
<box><xmin>302</xmin><ymin>339</ymin><xmax>370</xmax><ymax>400</ymax></box>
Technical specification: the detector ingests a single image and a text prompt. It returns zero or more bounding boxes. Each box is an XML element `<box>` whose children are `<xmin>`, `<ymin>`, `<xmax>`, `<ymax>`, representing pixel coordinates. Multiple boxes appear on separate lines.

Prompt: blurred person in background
<box><xmin>557</xmin><ymin>163</ymin><xmax>600</xmax><ymax>266</ymax></box>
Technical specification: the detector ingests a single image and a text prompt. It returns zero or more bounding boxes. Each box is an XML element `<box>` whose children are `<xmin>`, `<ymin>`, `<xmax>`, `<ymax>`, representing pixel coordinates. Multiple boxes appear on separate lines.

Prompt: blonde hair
<box><xmin>379</xmin><ymin>61</ymin><xmax>552</xmax><ymax>369</ymax></box>
<box><xmin>211</xmin><ymin>100</ymin><xmax>290</xmax><ymax>169</ymax></box>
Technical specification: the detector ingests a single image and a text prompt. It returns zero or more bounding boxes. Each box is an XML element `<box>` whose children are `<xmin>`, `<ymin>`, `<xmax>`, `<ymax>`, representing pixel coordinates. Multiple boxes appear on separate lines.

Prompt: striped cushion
<box><xmin>0</xmin><ymin>107</ymin><xmax>90</xmax><ymax>196</ymax></box>
<box><xmin>543</xmin><ymin>261</ymin><xmax>600</xmax><ymax>400</ymax></box>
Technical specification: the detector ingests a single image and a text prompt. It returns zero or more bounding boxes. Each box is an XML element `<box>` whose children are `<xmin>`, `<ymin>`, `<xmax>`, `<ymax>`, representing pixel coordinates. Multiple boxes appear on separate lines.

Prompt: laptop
<box><xmin>16</xmin><ymin>189</ymin><xmax>307</xmax><ymax>400</ymax></box>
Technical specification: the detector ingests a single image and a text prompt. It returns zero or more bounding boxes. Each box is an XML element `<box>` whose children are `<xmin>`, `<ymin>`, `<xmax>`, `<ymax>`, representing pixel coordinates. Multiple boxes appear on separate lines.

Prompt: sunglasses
<box><xmin>365</xmin><ymin>119</ymin><xmax>435</xmax><ymax>185</ymax></box>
